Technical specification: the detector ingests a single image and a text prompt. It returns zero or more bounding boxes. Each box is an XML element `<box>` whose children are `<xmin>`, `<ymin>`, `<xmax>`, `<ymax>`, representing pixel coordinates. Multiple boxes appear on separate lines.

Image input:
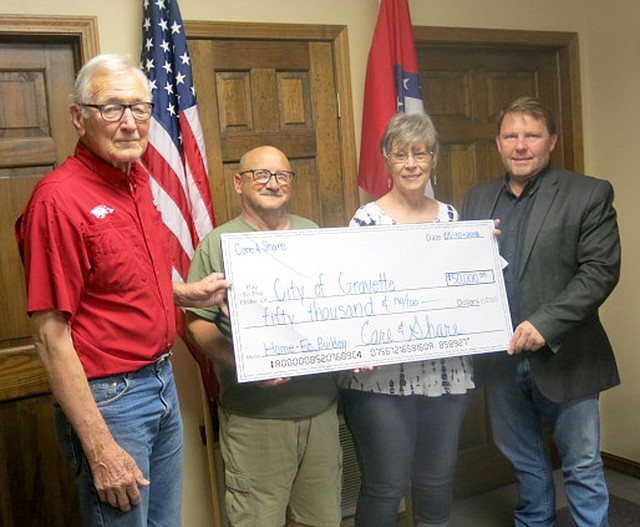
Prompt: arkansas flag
<box><xmin>359</xmin><ymin>0</ymin><xmax>432</xmax><ymax>199</ymax></box>
<box><xmin>140</xmin><ymin>0</ymin><xmax>220</xmax><ymax>406</ymax></box>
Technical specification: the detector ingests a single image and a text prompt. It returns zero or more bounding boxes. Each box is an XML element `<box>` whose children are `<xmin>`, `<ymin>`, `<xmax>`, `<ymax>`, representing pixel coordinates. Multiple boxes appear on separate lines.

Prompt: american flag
<box><xmin>358</xmin><ymin>0</ymin><xmax>433</xmax><ymax>199</ymax></box>
<box><xmin>140</xmin><ymin>0</ymin><xmax>219</xmax><ymax>404</ymax></box>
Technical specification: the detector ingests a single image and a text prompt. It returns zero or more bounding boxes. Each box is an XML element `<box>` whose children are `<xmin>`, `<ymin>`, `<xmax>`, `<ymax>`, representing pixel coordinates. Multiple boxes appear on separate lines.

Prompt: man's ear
<box><xmin>549</xmin><ymin>133</ymin><xmax>559</xmax><ymax>152</ymax></box>
<box><xmin>69</xmin><ymin>104</ymin><xmax>86</xmax><ymax>137</ymax></box>
<box><xmin>233</xmin><ymin>173</ymin><xmax>243</xmax><ymax>195</ymax></box>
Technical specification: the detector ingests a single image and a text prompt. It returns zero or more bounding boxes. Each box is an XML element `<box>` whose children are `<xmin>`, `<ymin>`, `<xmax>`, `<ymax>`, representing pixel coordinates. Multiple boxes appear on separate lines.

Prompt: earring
<box><xmin>387</xmin><ymin>177</ymin><xmax>392</xmax><ymax>189</ymax></box>
<box><xmin>431</xmin><ymin>172</ymin><xmax>437</xmax><ymax>186</ymax></box>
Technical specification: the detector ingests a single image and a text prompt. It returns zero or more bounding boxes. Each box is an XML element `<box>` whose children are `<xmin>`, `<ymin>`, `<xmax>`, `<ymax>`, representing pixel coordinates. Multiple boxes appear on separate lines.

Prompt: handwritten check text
<box><xmin>221</xmin><ymin>220</ymin><xmax>512</xmax><ymax>382</ymax></box>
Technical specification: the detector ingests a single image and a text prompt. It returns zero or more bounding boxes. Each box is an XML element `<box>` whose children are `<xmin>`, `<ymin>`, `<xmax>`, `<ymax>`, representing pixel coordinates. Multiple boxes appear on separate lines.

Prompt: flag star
<box><xmin>178</xmin><ymin>132</ymin><xmax>183</xmax><ymax>144</ymax></box>
<box><xmin>164</xmin><ymin>81</ymin><xmax>174</xmax><ymax>95</ymax></box>
<box><xmin>155</xmin><ymin>0</ymin><xmax>166</xmax><ymax>9</ymax></box>
<box><xmin>162</xmin><ymin>61</ymin><xmax>172</xmax><ymax>74</ymax></box>
<box><xmin>167</xmin><ymin>103</ymin><xmax>176</xmax><ymax>116</ymax></box>
<box><xmin>143</xmin><ymin>0</ymin><xmax>149</xmax><ymax>8</ymax></box>
<box><xmin>170</xmin><ymin>21</ymin><xmax>182</xmax><ymax>34</ymax></box>
<box><xmin>403</xmin><ymin>77</ymin><xmax>409</xmax><ymax>91</ymax></box>
<box><xmin>191</xmin><ymin>86</ymin><xmax>196</xmax><ymax>97</ymax></box>
<box><xmin>149</xmin><ymin>79</ymin><xmax>158</xmax><ymax>91</ymax></box>
<box><xmin>175</xmin><ymin>71</ymin><xmax>186</xmax><ymax>85</ymax></box>
<box><xmin>161</xmin><ymin>40</ymin><xmax>170</xmax><ymax>52</ymax></box>
<box><xmin>180</xmin><ymin>52</ymin><xmax>190</xmax><ymax>66</ymax></box>
<box><xmin>158</xmin><ymin>19</ymin><xmax>168</xmax><ymax>31</ymax></box>
<box><xmin>143</xmin><ymin>17</ymin><xmax>151</xmax><ymax>31</ymax></box>
<box><xmin>145</xmin><ymin>38</ymin><xmax>153</xmax><ymax>51</ymax></box>
<box><xmin>145</xmin><ymin>58</ymin><xmax>155</xmax><ymax>71</ymax></box>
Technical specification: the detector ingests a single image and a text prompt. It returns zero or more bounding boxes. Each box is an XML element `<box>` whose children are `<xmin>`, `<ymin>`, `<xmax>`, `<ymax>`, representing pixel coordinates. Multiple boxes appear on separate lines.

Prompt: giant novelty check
<box><xmin>221</xmin><ymin>220</ymin><xmax>512</xmax><ymax>382</ymax></box>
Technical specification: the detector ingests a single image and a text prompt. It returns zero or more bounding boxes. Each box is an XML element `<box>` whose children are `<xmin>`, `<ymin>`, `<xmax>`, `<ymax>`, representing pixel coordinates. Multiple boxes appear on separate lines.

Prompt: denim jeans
<box><xmin>55</xmin><ymin>353</ymin><xmax>184</xmax><ymax>527</ymax></box>
<box><xmin>341</xmin><ymin>389</ymin><xmax>470</xmax><ymax>527</ymax></box>
<box><xmin>487</xmin><ymin>357</ymin><xmax>609</xmax><ymax>527</ymax></box>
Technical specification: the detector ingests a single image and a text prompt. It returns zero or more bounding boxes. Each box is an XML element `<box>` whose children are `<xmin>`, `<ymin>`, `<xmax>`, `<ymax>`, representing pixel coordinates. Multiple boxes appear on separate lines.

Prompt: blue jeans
<box><xmin>341</xmin><ymin>389</ymin><xmax>470</xmax><ymax>527</ymax></box>
<box><xmin>487</xmin><ymin>357</ymin><xmax>609</xmax><ymax>527</ymax></box>
<box><xmin>55</xmin><ymin>353</ymin><xmax>183</xmax><ymax>527</ymax></box>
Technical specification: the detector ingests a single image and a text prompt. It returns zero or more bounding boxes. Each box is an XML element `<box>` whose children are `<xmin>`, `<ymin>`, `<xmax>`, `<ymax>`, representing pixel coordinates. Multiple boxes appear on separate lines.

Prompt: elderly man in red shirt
<box><xmin>16</xmin><ymin>54</ymin><xmax>229</xmax><ymax>527</ymax></box>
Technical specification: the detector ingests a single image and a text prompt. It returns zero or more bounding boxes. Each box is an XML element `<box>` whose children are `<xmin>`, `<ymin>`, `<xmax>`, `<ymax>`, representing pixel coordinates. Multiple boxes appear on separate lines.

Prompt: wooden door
<box><xmin>186</xmin><ymin>21</ymin><xmax>358</xmax><ymax>228</ymax></box>
<box><xmin>186</xmin><ymin>22</ymin><xmax>359</xmax><ymax>522</ymax></box>
<box><xmin>0</xmin><ymin>16</ymin><xmax>98</xmax><ymax>526</ymax></box>
<box><xmin>414</xmin><ymin>27</ymin><xmax>583</xmax><ymax>497</ymax></box>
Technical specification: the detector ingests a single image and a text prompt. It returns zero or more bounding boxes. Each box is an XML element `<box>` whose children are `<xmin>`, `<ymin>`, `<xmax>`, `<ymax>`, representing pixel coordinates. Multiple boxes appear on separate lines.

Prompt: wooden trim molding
<box><xmin>603</xmin><ymin>452</ymin><xmax>640</xmax><ymax>479</ymax></box>
<box><xmin>332</xmin><ymin>26</ymin><xmax>359</xmax><ymax>218</ymax></box>
<box><xmin>0</xmin><ymin>345</ymin><xmax>49</xmax><ymax>403</ymax></box>
<box><xmin>0</xmin><ymin>14</ymin><xmax>100</xmax><ymax>63</ymax></box>
<box><xmin>185</xmin><ymin>20</ymin><xmax>346</xmax><ymax>41</ymax></box>
<box><xmin>413</xmin><ymin>25</ymin><xmax>577</xmax><ymax>47</ymax></box>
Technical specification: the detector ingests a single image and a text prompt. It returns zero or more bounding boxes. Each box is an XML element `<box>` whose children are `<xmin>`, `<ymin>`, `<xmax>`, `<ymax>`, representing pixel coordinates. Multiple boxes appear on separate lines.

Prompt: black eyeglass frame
<box><xmin>239</xmin><ymin>169</ymin><xmax>295</xmax><ymax>185</ymax></box>
<box><xmin>79</xmin><ymin>102</ymin><xmax>155</xmax><ymax>122</ymax></box>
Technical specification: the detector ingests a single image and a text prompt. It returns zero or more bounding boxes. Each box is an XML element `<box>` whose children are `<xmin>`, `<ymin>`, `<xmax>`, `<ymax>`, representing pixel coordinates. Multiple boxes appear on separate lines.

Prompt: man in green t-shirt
<box><xmin>186</xmin><ymin>146</ymin><xmax>341</xmax><ymax>527</ymax></box>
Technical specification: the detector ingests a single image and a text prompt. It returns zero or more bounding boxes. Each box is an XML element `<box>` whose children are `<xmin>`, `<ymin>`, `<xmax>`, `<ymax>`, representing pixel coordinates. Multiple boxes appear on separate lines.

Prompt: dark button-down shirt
<box><xmin>493</xmin><ymin>168</ymin><xmax>547</xmax><ymax>326</ymax></box>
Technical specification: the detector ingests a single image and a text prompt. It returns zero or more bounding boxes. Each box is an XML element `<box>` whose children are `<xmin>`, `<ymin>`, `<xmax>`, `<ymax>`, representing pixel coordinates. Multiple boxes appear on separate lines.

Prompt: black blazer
<box><xmin>462</xmin><ymin>166</ymin><xmax>621</xmax><ymax>403</ymax></box>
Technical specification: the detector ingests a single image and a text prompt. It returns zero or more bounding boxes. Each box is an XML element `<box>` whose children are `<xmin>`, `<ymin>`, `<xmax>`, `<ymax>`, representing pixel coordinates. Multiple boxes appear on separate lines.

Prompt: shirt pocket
<box><xmin>85</xmin><ymin>223</ymin><xmax>147</xmax><ymax>293</ymax></box>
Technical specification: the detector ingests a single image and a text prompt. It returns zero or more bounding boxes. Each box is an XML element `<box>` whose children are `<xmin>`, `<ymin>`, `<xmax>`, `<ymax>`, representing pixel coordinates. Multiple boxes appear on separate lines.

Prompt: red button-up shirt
<box><xmin>17</xmin><ymin>143</ymin><xmax>176</xmax><ymax>378</ymax></box>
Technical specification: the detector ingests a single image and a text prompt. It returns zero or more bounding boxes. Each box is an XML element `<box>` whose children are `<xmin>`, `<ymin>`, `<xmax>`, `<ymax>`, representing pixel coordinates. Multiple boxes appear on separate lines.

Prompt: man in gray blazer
<box><xmin>462</xmin><ymin>96</ymin><xmax>620</xmax><ymax>527</ymax></box>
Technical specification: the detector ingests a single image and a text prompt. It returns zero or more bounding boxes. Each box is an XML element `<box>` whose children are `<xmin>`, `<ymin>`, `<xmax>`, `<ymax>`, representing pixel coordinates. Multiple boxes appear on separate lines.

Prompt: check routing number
<box><xmin>221</xmin><ymin>220</ymin><xmax>512</xmax><ymax>383</ymax></box>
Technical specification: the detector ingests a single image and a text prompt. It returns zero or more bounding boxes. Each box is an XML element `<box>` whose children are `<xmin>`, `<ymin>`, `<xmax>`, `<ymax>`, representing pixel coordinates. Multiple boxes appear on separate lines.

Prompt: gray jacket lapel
<box><xmin>518</xmin><ymin>170</ymin><xmax>560</xmax><ymax>280</ymax></box>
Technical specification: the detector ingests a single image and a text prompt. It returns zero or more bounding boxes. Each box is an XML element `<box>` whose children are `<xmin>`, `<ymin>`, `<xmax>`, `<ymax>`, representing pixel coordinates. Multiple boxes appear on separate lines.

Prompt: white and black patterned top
<box><xmin>339</xmin><ymin>200</ymin><xmax>475</xmax><ymax>396</ymax></box>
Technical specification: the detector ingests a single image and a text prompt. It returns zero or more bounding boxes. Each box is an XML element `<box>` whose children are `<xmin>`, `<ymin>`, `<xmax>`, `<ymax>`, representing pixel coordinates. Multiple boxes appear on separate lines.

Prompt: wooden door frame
<box><xmin>185</xmin><ymin>20</ymin><xmax>359</xmax><ymax>218</ymax></box>
<box><xmin>0</xmin><ymin>14</ymin><xmax>99</xmax><ymax>67</ymax></box>
<box><xmin>0</xmin><ymin>14</ymin><xmax>99</xmax><ymax>402</ymax></box>
<box><xmin>413</xmin><ymin>26</ymin><xmax>584</xmax><ymax>173</ymax></box>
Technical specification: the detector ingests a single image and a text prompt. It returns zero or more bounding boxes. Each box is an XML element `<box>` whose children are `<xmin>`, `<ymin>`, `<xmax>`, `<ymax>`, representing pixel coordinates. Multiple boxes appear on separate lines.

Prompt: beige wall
<box><xmin>4</xmin><ymin>0</ymin><xmax>639</xmax><ymax>524</ymax></box>
<box><xmin>581</xmin><ymin>0</ymin><xmax>640</xmax><ymax>462</ymax></box>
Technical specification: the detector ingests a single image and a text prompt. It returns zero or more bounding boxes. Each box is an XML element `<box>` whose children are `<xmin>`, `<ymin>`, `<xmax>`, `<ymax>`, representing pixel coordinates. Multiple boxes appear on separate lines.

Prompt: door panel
<box><xmin>0</xmin><ymin>391</ymin><xmax>81</xmax><ymax>527</ymax></box>
<box><xmin>415</xmin><ymin>28</ymin><xmax>582</xmax><ymax>497</ymax></box>
<box><xmin>0</xmin><ymin>42</ymin><xmax>78</xmax><ymax>347</ymax></box>
<box><xmin>188</xmin><ymin>23</ymin><xmax>358</xmax><ymax>228</ymax></box>
<box><xmin>0</xmin><ymin>33</ymin><xmax>91</xmax><ymax>527</ymax></box>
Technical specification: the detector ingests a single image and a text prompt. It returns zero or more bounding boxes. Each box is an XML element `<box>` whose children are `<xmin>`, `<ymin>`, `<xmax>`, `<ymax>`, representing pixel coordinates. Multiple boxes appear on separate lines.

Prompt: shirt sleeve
<box><xmin>185</xmin><ymin>231</ymin><xmax>234</xmax><ymax>339</ymax></box>
<box><xmin>21</xmin><ymin>199</ymin><xmax>89</xmax><ymax>317</ymax></box>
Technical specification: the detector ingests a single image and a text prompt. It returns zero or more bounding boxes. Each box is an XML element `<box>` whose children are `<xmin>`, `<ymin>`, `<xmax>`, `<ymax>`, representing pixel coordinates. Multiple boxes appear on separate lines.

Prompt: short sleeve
<box><xmin>186</xmin><ymin>232</ymin><xmax>224</xmax><ymax>323</ymax></box>
<box><xmin>21</xmin><ymin>200</ymin><xmax>89</xmax><ymax>316</ymax></box>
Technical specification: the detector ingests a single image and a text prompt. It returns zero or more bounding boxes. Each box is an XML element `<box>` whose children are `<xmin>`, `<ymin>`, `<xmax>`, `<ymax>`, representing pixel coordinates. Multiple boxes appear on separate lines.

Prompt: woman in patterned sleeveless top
<box><xmin>340</xmin><ymin>112</ymin><xmax>474</xmax><ymax>527</ymax></box>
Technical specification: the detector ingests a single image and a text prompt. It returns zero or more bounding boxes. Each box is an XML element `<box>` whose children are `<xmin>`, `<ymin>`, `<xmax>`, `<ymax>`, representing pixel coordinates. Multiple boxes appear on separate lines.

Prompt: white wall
<box><xmin>3</xmin><ymin>1</ymin><xmax>639</xmax><ymax>524</ymax></box>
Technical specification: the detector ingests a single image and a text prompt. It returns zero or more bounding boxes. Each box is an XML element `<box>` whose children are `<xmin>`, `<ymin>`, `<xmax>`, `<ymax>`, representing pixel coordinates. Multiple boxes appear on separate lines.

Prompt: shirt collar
<box><xmin>501</xmin><ymin>164</ymin><xmax>551</xmax><ymax>198</ymax></box>
<box><xmin>74</xmin><ymin>142</ymin><xmax>148</xmax><ymax>188</ymax></box>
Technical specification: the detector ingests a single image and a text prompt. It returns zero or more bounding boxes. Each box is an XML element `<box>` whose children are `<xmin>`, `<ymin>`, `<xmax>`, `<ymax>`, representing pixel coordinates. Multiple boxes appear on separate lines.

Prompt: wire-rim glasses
<box><xmin>239</xmin><ymin>169</ymin><xmax>295</xmax><ymax>186</ymax></box>
<box><xmin>388</xmin><ymin>151</ymin><xmax>434</xmax><ymax>164</ymax></box>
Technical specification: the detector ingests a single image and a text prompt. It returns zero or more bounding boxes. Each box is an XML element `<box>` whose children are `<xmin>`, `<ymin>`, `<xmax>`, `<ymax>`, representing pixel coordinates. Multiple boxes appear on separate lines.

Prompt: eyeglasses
<box><xmin>239</xmin><ymin>169</ymin><xmax>295</xmax><ymax>186</ymax></box>
<box><xmin>388</xmin><ymin>151</ymin><xmax>434</xmax><ymax>164</ymax></box>
<box><xmin>79</xmin><ymin>102</ymin><xmax>154</xmax><ymax>122</ymax></box>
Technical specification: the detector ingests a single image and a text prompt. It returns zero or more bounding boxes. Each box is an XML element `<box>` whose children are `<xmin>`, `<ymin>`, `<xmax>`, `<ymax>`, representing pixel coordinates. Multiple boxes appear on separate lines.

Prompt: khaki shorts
<box><xmin>218</xmin><ymin>403</ymin><xmax>342</xmax><ymax>527</ymax></box>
